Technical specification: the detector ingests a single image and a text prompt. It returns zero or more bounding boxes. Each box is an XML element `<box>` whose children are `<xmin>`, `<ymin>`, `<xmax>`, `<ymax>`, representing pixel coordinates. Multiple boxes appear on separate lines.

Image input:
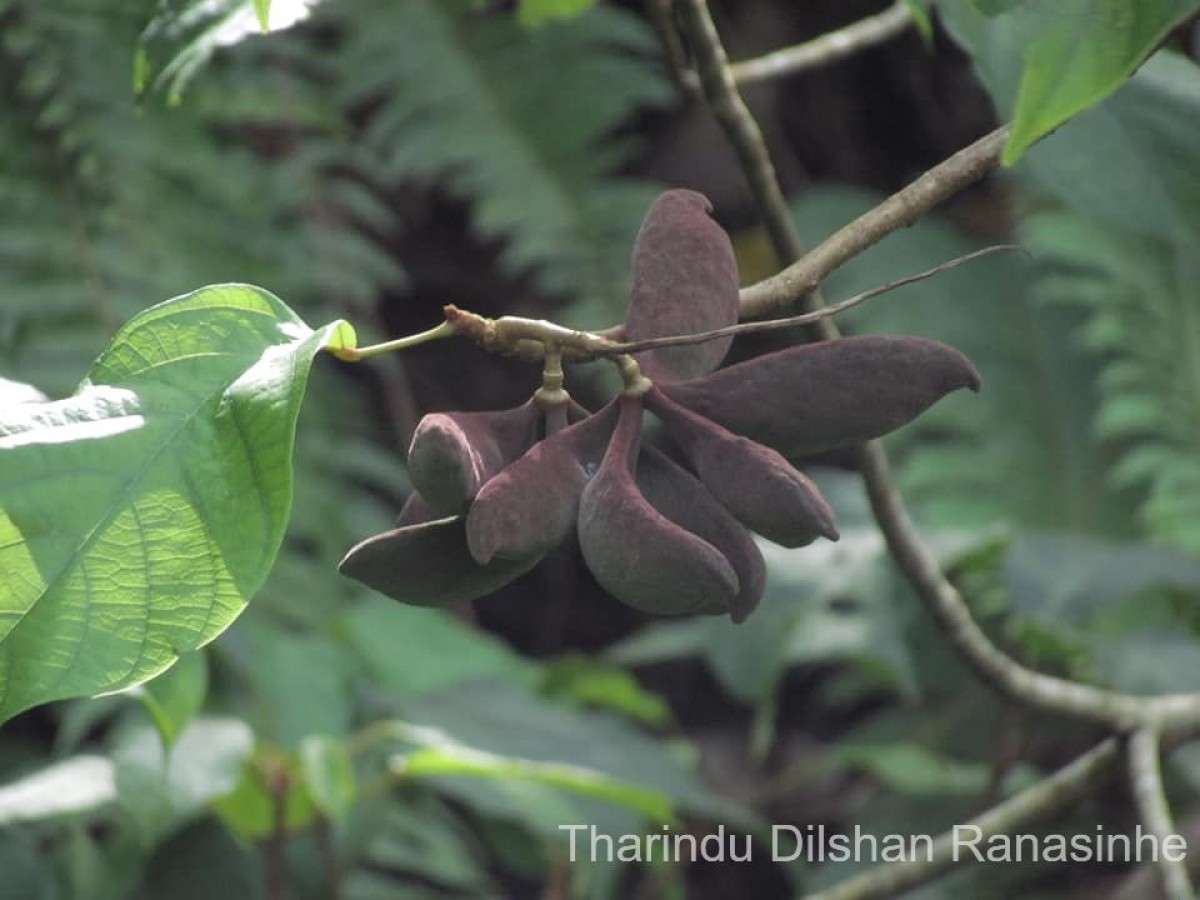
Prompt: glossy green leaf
<box><xmin>1001</xmin><ymin>0</ymin><xmax>1200</xmax><ymax>163</ymax></box>
<box><xmin>0</xmin><ymin>284</ymin><xmax>348</xmax><ymax>722</ymax></box>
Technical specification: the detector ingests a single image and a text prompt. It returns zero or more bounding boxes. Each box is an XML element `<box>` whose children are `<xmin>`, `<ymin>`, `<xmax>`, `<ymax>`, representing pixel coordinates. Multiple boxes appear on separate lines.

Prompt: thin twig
<box><xmin>805</xmin><ymin>737</ymin><xmax>1122</xmax><ymax>900</ymax></box>
<box><xmin>675</xmin><ymin>0</ymin><xmax>1200</xmax><ymax>733</ymax></box>
<box><xmin>808</xmin><ymin>723</ymin><xmax>1200</xmax><ymax>900</ymax></box>
<box><xmin>1128</xmin><ymin>728</ymin><xmax>1195</xmax><ymax>900</ymax></box>
<box><xmin>610</xmin><ymin>245</ymin><xmax>1018</xmax><ymax>355</ymax></box>
<box><xmin>644</xmin><ymin>0</ymin><xmax>693</xmax><ymax>92</ymax></box>
<box><xmin>729</xmin><ymin>2</ymin><xmax>915</xmax><ymax>85</ymax></box>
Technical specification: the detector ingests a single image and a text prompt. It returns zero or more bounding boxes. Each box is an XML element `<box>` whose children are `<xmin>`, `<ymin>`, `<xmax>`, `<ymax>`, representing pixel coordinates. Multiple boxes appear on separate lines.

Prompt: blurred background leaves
<box><xmin>1</xmin><ymin>0</ymin><xmax>1199</xmax><ymax>897</ymax></box>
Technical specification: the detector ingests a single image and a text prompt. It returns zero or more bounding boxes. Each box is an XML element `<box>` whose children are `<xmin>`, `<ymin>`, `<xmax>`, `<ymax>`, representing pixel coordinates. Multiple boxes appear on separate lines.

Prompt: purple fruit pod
<box><xmin>622</xmin><ymin>189</ymin><xmax>740</xmax><ymax>382</ymax></box>
<box><xmin>578</xmin><ymin>395</ymin><xmax>739</xmax><ymax>617</ymax></box>
<box><xmin>339</xmin><ymin>514</ymin><xmax>540</xmax><ymax>608</ymax></box>
<box><xmin>644</xmin><ymin>385</ymin><xmax>838</xmax><ymax>549</ymax></box>
<box><xmin>658</xmin><ymin>335</ymin><xmax>981</xmax><ymax>458</ymax></box>
<box><xmin>466</xmin><ymin>401</ymin><xmax>619</xmax><ymax>564</ymax></box>
<box><xmin>407</xmin><ymin>399</ymin><xmax>543</xmax><ymax>515</ymax></box>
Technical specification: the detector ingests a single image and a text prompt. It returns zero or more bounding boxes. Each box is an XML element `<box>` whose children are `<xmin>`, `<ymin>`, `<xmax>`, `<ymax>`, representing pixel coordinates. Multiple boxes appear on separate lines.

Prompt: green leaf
<box><xmin>393</xmin><ymin>724</ymin><xmax>675</xmax><ymax>823</ymax></box>
<box><xmin>299</xmin><ymin>735</ymin><xmax>356</xmax><ymax>821</ymax></box>
<box><xmin>828</xmin><ymin>742</ymin><xmax>993</xmax><ymax>797</ymax></box>
<box><xmin>1002</xmin><ymin>0</ymin><xmax>1200</xmax><ymax>163</ymax></box>
<box><xmin>340</xmin><ymin>598</ymin><xmax>534</xmax><ymax>699</ymax></box>
<box><xmin>114</xmin><ymin>715</ymin><xmax>254</xmax><ymax>845</ymax></box>
<box><xmin>223</xmin><ymin>617</ymin><xmax>354</xmax><ymax>747</ymax></box>
<box><xmin>130</xmin><ymin>650</ymin><xmax>209</xmax><ymax>746</ymax></box>
<box><xmin>538</xmin><ymin>656</ymin><xmax>672</xmax><ymax>727</ymax></box>
<box><xmin>253</xmin><ymin>0</ymin><xmax>272</xmax><ymax>32</ymax></box>
<box><xmin>0</xmin><ymin>284</ymin><xmax>347</xmax><ymax>722</ymax></box>
<box><xmin>518</xmin><ymin>0</ymin><xmax>597</xmax><ymax>27</ymax></box>
<box><xmin>403</xmin><ymin>681</ymin><xmax>751</xmax><ymax>835</ymax></box>
<box><xmin>344</xmin><ymin>793</ymin><xmax>496</xmax><ymax>896</ymax></box>
<box><xmin>135</xmin><ymin>817</ymin><xmax>265</xmax><ymax>900</ymax></box>
<box><xmin>0</xmin><ymin>755</ymin><xmax>116</xmax><ymax>825</ymax></box>
<box><xmin>1004</xmin><ymin>533</ymin><xmax>1200</xmax><ymax>628</ymax></box>
<box><xmin>210</xmin><ymin>748</ymin><xmax>317</xmax><ymax>840</ymax></box>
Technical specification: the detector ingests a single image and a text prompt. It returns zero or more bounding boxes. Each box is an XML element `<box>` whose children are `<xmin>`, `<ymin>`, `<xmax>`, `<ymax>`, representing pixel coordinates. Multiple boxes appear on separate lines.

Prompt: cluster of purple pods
<box><xmin>340</xmin><ymin>190</ymin><xmax>979</xmax><ymax>622</ymax></box>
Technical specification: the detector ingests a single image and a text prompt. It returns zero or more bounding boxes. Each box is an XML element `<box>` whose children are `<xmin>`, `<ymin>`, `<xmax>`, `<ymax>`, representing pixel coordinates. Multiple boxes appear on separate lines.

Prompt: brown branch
<box><xmin>676</xmin><ymin>0</ymin><xmax>814</xmax><ymax>302</ymax></box>
<box><xmin>1128</xmin><ymin>729</ymin><xmax>1195</xmax><ymax>900</ymax></box>
<box><xmin>805</xmin><ymin>736</ymin><xmax>1123</xmax><ymax>900</ymax></box>
<box><xmin>675</xmin><ymin>0</ymin><xmax>1200</xmax><ymax>731</ymax></box>
<box><xmin>738</xmin><ymin>125</ymin><xmax>1011</xmax><ymax>318</ymax></box>
<box><xmin>728</xmin><ymin>2</ymin><xmax>915</xmax><ymax>86</ymax></box>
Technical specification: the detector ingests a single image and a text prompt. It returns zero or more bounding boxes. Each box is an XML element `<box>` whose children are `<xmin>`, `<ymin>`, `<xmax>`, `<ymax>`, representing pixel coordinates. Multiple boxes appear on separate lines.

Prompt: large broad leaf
<box><xmin>941</xmin><ymin>6</ymin><xmax>1200</xmax><ymax>241</ymax></box>
<box><xmin>0</xmin><ymin>284</ymin><xmax>352</xmax><ymax>722</ymax></box>
<box><xmin>938</xmin><ymin>0</ymin><xmax>1200</xmax><ymax>163</ymax></box>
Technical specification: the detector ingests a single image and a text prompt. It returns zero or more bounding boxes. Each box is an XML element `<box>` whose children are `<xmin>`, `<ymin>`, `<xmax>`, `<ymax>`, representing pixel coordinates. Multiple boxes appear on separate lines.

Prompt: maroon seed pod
<box><xmin>395</xmin><ymin>490</ymin><xmax>437</xmax><ymax>527</ymax></box>
<box><xmin>578</xmin><ymin>395</ymin><xmax>739</xmax><ymax>616</ymax></box>
<box><xmin>644</xmin><ymin>386</ymin><xmax>838</xmax><ymax>549</ymax></box>
<box><xmin>407</xmin><ymin>400</ymin><xmax>543</xmax><ymax>516</ymax></box>
<box><xmin>659</xmin><ymin>335</ymin><xmax>981</xmax><ymax>457</ymax></box>
<box><xmin>466</xmin><ymin>401</ymin><xmax>620</xmax><ymax>564</ymax></box>
<box><xmin>623</xmin><ymin>189</ymin><xmax>740</xmax><ymax>382</ymax></box>
<box><xmin>636</xmin><ymin>447</ymin><xmax>767</xmax><ymax>623</ymax></box>
<box><xmin>339</xmin><ymin>516</ymin><xmax>539</xmax><ymax>607</ymax></box>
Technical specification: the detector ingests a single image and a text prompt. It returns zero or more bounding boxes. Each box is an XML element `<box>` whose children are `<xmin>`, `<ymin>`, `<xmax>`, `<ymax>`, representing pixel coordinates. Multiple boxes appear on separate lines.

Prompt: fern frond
<box><xmin>790</xmin><ymin>187</ymin><xmax>1136</xmax><ymax>536</ymax></box>
<box><xmin>1024</xmin><ymin>211</ymin><xmax>1200</xmax><ymax>552</ymax></box>
<box><xmin>336</xmin><ymin>0</ymin><xmax>672</xmax><ymax>324</ymax></box>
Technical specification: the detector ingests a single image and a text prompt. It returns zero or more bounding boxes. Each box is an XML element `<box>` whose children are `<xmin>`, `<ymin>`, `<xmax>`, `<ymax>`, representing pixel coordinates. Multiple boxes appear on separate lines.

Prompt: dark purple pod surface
<box><xmin>466</xmin><ymin>401</ymin><xmax>619</xmax><ymax>564</ymax></box>
<box><xmin>635</xmin><ymin>446</ymin><xmax>767</xmax><ymax>623</ymax></box>
<box><xmin>659</xmin><ymin>335</ymin><xmax>981</xmax><ymax>457</ymax></box>
<box><xmin>644</xmin><ymin>387</ymin><xmax>837</xmax><ymax>548</ymax></box>
<box><xmin>395</xmin><ymin>491</ymin><xmax>437</xmax><ymax>527</ymax></box>
<box><xmin>623</xmin><ymin>190</ymin><xmax>740</xmax><ymax>382</ymax></box>
<box><xmin>339</xmin><ymin>516</ymin><xmax>539</xmax><ymax>607</ymax></box>
<box><xmin>578</xmin><ymin>396</ymin><xmax>738</xmax><ymax>617</ymax></box>
<box><xmin>407</xmin><ymin>400</ymin><xmax>543</xmax><ymax>515</ymax></box>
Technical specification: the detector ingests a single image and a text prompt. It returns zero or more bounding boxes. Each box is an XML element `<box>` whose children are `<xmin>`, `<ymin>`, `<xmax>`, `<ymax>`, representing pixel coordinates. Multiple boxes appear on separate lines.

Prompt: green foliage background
<box><xmin>1</xmin><ymin>0</ymin><xmax>1199</xmax><ymax>898</ymax></box>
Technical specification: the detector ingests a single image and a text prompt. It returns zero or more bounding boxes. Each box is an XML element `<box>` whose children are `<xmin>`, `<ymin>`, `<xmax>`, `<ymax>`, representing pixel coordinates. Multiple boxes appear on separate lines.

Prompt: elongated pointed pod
<box><xmin>339</xmin><ymin>516</ymin><xmax>539</xmax><ymax>607</ymax></box>
<box><xmin>644</xmin><ymin>386</ymin><xmax>838</xmax><ymax>549</ymax></box>
<box><xmin>659</xmin><ymin>336</ymin><xmax>981</xmax><ymax>458</ymax></box>
<box><xmin>636</xmin><ymin>448</ymin><xmax>766</xmax><ymax>623</ymax></box>
<box><xmin>578</xmin><ymin>396</ymin><xmax>738</xmax><ymax>616</ymax></box>
<box><xmin>466</xmin><ymin>402</ymin><xmax>619</xmax><ymax>564</ymax></box>
<box><xmin>407</xmin><ymin>400</ymin><xmax>542</xmax><ymax>515</ymax></box>
<box><xmin>623</xmin><ymin>190</ymin><xmax>740</xmax><ymax>381</ymax></box>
